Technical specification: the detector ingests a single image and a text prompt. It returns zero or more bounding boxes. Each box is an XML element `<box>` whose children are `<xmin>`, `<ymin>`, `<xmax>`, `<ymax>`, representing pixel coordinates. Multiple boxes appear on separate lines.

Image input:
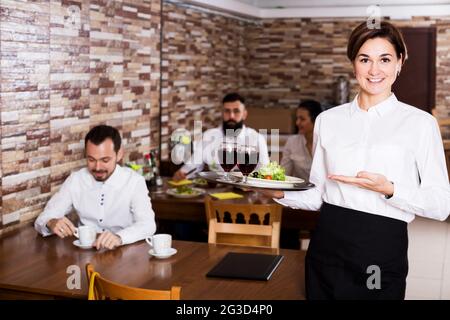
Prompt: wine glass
<box><xmin>217</xmin><ymin>141</ymin><xmax>237</xmax><ymax>181</ymax></box>
<box><xmin>236</xmin><ymin>145</ymin><xmax>259</xmax><ymax>183</ymax></box>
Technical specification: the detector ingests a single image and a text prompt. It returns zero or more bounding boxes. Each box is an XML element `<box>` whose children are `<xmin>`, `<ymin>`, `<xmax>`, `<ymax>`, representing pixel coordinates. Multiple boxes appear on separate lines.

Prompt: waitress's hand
<box><xmin>328</xmin><ymin>171</ymin><xmax>394</xmax><ymax>197</ymax></box>
<box><xmin>256</xmin><ymin>189</ymin><xmax>285</xmax><ymax>199</ymax></box>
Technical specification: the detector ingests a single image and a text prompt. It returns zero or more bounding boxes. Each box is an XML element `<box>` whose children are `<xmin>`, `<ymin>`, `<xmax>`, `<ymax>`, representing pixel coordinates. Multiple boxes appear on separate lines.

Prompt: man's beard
<box><xmin>90</xmin><ymin>164</ymin><xmax>116</xmax><ymax>181</ymax></box>
<box><xmin>91</xmin><ymin>170</ymin><xmax>111</xmax><ymax>181</ymax></box>
<box><xmin>222</xmin><ymin>120</ymin><xmax>244</xmax><ymax>137</ymax></box>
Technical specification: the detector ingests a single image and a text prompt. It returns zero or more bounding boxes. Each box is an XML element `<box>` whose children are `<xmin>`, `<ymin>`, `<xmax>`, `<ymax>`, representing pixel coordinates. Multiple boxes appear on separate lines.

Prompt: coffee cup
<box><xmin>74</xmin><ymin>225</ymin><xmax>96</xmax><ymax>246</ymax></box>
<box><xmin>146</xmin><ymin>234</ymin><xmax>172</xmax><ymax>254</ymax></box>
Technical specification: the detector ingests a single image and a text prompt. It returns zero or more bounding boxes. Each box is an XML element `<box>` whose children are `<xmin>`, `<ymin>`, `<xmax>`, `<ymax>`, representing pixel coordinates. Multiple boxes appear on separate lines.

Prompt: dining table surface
<box><xmin>0</xmin><ymin>225</ymin><xmax>306</xmax><ymax>300</ymax></box>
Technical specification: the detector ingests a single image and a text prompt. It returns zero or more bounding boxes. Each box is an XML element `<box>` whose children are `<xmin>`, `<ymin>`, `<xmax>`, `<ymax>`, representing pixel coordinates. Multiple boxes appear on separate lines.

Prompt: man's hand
<box><xmin>328</xmin><ymin>171</ymin><xmax>394</xmax><ymax>197</ymax></box>
<box><xmin>47</xmin><ymin>217</ymin><xmax>77</xmax><ymax>238</ymax></box>
<box><xmin>94</xmin><ymin>231</ymin><xmax>122</xmax><ymax>250</ymax></box>
<box><xmin>172</xmin><ymin>169</ymin><xmax>187</xmax><ymax>181</ymax></box>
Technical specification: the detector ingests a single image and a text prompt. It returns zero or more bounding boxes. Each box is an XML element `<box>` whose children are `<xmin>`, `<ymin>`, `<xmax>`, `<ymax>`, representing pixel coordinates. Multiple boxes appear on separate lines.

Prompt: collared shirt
<box><xmin>276</xmin><ymin>94</ymin><xmax>450</xmax><ymax>223</ymax></box>
<box><xmin>181</xmin><ymin>125</ymin><xmax>270</xmax><ymax>177</ymax></box>
<box><xmin>34</xmin><ymin>165</ymin><xmax>156</xmax><ymax>245</ymax></box>
<box><xmin>280</xmin><ymin>134</ymin><xmax>312</xmax><ymax>180</ymax></box>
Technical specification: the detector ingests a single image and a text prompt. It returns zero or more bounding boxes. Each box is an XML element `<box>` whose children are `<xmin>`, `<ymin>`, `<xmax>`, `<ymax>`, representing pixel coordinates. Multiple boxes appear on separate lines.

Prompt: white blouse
<box><xmin>280</xmin><ymin>134</ymin><xmax>313</xmax><ymax>180</ymax></box>
<box><xmin>276</xmin><ymin>94</ymin><xmax>450</xmax><ymax>223</ymax></box>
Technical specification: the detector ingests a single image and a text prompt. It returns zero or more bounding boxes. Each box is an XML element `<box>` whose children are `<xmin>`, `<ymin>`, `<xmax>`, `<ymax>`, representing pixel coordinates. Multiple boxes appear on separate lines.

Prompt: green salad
<box><xmin>251</xmin><ymin>161</ymin><xmax>286</xmax><ymax>181</ymax></box>
<box><xmin>175</xmin><ymin>185</ymin><xmax>197</xmax><ymax>195</ymax></box>
<box><xmin>193</xmin><ymin>178</ymin><xmax>208</xmax><ymax>186</ymax></box>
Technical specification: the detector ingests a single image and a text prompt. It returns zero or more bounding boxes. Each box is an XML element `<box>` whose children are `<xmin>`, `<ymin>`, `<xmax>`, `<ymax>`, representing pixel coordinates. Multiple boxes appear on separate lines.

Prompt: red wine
<box><xmin>237</xmin><ymin>151</ymin><xmax>259</xmax><ymax>175</ymax></box>
<box><xmin>218</xmin><ymin>149</ymin><xmax>237</xmax><ymax>172</ymax></box>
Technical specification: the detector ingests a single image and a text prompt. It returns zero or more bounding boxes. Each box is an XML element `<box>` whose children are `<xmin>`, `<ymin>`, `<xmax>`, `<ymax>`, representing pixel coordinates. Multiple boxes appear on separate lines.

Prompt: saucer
<box><xmin>148</xmin><ymin>248</ymin><xmax>177</xmax><ymax>259</ymax></box>
<box><xmin>73</xmin><ymin>240</ymin><xmax>94</xmax><ymax>250</ymax></box>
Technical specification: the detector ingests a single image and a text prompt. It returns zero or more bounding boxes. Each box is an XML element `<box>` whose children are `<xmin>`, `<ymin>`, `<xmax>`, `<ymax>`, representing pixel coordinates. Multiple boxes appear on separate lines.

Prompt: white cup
<box><xmin>74</xmin><ymin>225</ymin><xmax>96</xmax><ymax>246</ymax></box>
<box><xmin>146</xmin><ymin>234</ymin><xmax>172</xmax><ymax>254</ymax></box>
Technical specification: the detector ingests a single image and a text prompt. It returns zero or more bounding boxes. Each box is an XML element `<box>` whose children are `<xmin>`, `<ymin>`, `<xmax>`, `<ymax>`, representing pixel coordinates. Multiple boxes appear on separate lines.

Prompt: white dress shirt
<box><xmin>276</xmin><ymin>94</ymin><xmax>450</xmax><ymax>223</ymax></box>
<box><xmin>181</xmin><ymin>125</ymin><xmax>270</xmax><ymax>177</ymax></box>
<box><xmin>280</xmin><ymin>134</ymin><xmax>313</xmax><ymax>180</ymax></box>
<box><xmin>34</xmin><ymin>165</ymin><xmax>156</xmax><ymax>245</ymax></box>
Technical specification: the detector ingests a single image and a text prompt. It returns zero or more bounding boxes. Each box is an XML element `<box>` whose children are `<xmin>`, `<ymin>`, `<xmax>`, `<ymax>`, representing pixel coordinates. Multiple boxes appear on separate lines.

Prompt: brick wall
<box><xmin>0</xmin><ymin>0</ymin><xmax>161</xmax><ymax>235</ymax></box>
<box><xmin>161</xmin><ymin>4</ymin><xmax>450</xmax><ymax>156</ymax></box>
<box><xmin>160</xmin><ymin>2</ymin><xmax>251</xmax><ymax>159</ymax></box>
<box><xmin>244</xmin><ymin>16</ymin><xmax>450</xmax><ymax>114</ymax></box>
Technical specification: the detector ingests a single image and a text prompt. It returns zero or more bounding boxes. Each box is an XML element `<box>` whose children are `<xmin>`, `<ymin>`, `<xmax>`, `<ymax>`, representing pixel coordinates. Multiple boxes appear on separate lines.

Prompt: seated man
<box><xmin>173</xmin><ymin>92</ymin><xmax>270</xmax><ymax>180</ymax></box>
<box><xmin>34</xmin><ymin>125</ymin><xmax>156</xmax><ymax>250</ymax></box>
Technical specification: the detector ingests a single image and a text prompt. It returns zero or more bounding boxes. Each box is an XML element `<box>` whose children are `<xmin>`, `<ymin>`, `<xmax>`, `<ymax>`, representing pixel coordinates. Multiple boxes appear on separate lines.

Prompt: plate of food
<box><xmin>246</xmin><ymin>162</ymin><xmax>305</xmax><ymax>188</ymax></box>
<box><xmin>198</xmin><ymin>164</ymin><xmax>314</xmax><ymax>191</ymax></box>
<box><xmin>192</xmin><ymin>178</ymin><xmax>209</xmax><ymax>188</ymax></box>
<box><xmin>228</xmin><ymin>162</ymin><xmax>305</xmax><ymax>188</ymax></box>
<box><xmin>166</xmin><ymin>185</ymin><xmax>206</xmax><ymax>198</ymax></box>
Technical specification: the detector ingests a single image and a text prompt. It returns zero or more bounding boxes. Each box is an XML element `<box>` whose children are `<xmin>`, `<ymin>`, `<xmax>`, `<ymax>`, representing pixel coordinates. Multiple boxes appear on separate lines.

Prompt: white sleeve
<box><xmin>116</xmin><ymin>177</ymin><xmax>157</xmax><ymax>245</ymax></box>
<box><xmin>386</xmin><ymin>117</ymin><xmax>450</xmax><ymax>221</ymax></box>
<box><xmin>34</xmin><ymin>174</ymin><xmax>75</xmax><ymax>236</ymax></box>
<box><xmin>274</xmin><ymin>115</ymin><xmax>325</xmax><ymax>211</ymax></box>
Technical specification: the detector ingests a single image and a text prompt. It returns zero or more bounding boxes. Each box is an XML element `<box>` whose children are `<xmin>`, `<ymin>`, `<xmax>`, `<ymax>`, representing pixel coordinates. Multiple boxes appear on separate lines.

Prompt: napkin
<box><xmin>168</xmin><ymin>179</ymin><xmax>193</xmax><ymax>187</ymax></box>
<box><xmin>209</xmin><ymin>192</ymin><xmax>243</xmax><ymax>200</ymax></box>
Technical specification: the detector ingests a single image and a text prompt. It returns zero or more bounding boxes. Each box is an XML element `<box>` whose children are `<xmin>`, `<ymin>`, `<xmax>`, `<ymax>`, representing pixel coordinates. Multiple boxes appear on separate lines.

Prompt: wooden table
<box><xmin>0</xmin><ymin>225</ymin><xmax>306</xmax><ymax>300</ymax></box>
<box><xmin>150</xmin><ymin>178</ymin><xmax>319</xmax><ymax>234</ymax></box>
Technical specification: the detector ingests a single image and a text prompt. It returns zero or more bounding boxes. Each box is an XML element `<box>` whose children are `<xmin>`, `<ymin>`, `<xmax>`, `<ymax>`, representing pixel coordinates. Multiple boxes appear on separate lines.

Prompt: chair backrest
<box><xmin>204</xmin><ymin>195</ymin><xmax>282</xmax><ymax>248</ymax></box>
<box><xmin>86</xmin><ymin>263</ymin><xmax>181</xmax><ymax>300</ymax></box>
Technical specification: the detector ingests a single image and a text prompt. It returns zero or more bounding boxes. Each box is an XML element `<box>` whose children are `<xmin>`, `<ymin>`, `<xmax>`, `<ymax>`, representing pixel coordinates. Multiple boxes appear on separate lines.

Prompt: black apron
<box><xmin>305</xmin><ymin>202</ymin><xmax>408</xmax><ymax>300</ymax></box>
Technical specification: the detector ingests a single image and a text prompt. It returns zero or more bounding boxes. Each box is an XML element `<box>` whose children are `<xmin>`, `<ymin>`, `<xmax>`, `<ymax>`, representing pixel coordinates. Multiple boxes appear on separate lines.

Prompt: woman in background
<box><xmin>280</xmin><ymin>100</ymin><xmax>322</xmax><ymax>180</ymax></box>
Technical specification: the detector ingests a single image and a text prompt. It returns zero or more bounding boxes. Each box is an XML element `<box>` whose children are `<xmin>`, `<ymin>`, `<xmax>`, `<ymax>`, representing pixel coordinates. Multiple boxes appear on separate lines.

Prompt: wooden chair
<box><xmin>85</xmin><ymin>263</ymin><xmax>181</xmax><ymax>300</ymax></box>
<box><xmin>204</xmin><ymin>195</ymin><xmax>282</xmax><ymax>249</ymax></box>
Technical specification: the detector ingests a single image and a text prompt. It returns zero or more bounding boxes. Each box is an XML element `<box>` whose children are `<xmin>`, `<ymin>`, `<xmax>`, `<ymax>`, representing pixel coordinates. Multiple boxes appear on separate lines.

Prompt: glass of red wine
<box><xmin>237</xmin><ymin>145</ymin><xmax>259</xmax><ymax>183</ymax></box>
<box><xmin>218</xmin><ymin>141</ymin><xmax>237</xmax><ymax>181</ymax></box>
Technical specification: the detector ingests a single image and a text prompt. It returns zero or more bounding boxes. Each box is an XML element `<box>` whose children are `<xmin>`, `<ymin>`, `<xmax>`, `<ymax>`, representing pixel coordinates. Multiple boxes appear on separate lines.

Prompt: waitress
<box><xmin>268</xmin><ymin>21</ymin><xmax>450</xmax><ymax>299</ymax></box>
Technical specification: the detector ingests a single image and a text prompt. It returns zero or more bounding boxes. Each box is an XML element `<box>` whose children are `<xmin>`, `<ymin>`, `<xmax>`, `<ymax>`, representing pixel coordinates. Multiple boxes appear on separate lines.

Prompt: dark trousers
<box><xmin>305</xmin><ymin>202</ymin><xmax>408</xmax><ymax>300</ymax></box>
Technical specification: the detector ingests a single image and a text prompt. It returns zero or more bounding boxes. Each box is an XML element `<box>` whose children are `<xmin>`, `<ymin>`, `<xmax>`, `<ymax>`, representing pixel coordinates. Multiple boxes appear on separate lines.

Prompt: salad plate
<box><xmin>231</xmin><ymin>162</ymin><xmax>305</xmax><ymax>188</ymax></box>
<box><xmin>192</xmin><ymin>178</ymin><xmax>210</xmax><ymax>188</ymax></box>
<box><xmin>198</xmin><ymin>171</ymin><xmax>314</xmax><ymax>191</ymax></box>
<box><xmin>166</xmin><ymin>186</ymin><xmax>206</xmax><ymax>198</ymax></box>
<box><xmin>246</xmin><ymin>175</ymin><xmax>305</xmax><ymax>188</ymax></box>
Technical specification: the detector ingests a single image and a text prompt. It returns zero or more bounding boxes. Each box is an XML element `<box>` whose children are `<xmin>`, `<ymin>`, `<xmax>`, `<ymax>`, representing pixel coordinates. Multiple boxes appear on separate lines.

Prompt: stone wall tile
<box><xmin>1</xmin><ymin>0</ymin><xmax>51</xmax><ymax>230</ymax></box>
<box><xmin>0</xmin><ymin>0</ymin><xmax>161</xmax><ymax>234</ymax></box>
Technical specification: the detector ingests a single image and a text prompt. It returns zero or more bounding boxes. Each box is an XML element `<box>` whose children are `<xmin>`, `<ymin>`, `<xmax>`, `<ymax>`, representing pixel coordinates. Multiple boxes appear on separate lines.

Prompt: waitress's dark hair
<box><xmin>298</xmin><ymin>100</ymin><xmax>322</xmax><ymax>123</ymax></box>
<box><xmin>85</xmin><ymin>125</ymin><xmax>121</xmax><ymax>153</ymax></box>
<box><xmin>347</xmin><ymin>21</ymin><xmax>407</xmax><ymax>64</ymax></box>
